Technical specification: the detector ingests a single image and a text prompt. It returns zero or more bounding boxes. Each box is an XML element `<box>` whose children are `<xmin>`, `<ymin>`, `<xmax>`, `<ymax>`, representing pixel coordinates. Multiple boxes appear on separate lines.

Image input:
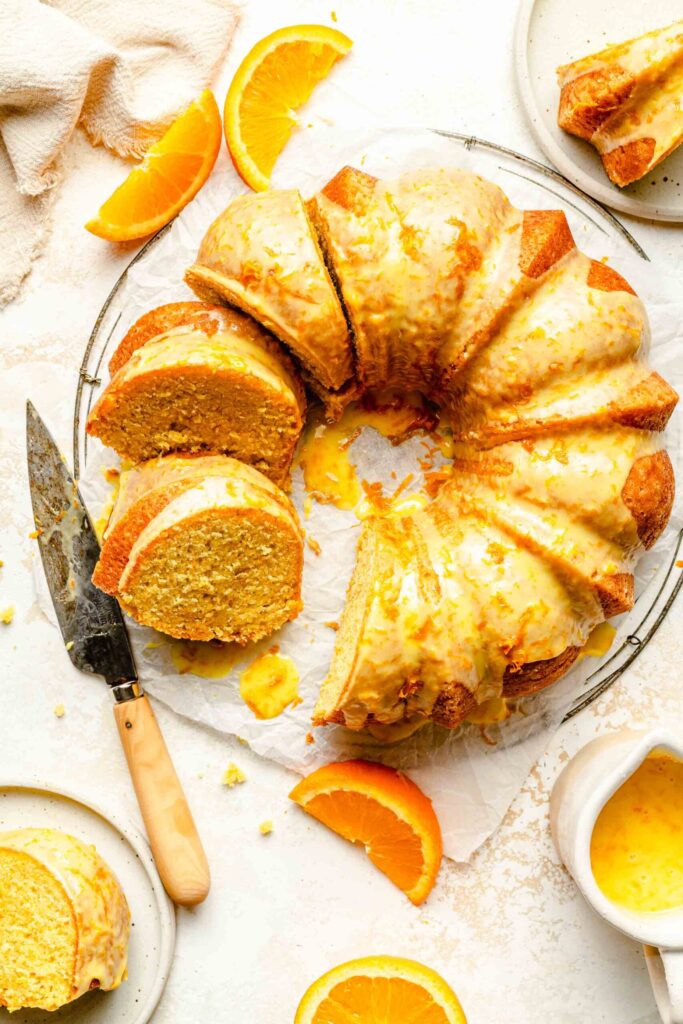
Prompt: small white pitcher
<box><xmin>551</xmin><ymin>728</ymin><xmax>683</xmax><ymax>1024</ymax></box>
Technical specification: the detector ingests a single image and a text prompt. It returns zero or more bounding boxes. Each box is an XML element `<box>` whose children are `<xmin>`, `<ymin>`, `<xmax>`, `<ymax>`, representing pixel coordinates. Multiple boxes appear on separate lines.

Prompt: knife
<box><xmin>26</xmin><ymin>401</ymin><xmax>210</xmax><ymax>907</ymax></box>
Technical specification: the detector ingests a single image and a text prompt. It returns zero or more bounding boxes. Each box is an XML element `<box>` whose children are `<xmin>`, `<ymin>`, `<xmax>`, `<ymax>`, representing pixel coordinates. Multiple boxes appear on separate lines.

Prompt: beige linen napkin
<box><xmin>0</xmin><ymin>0</ymin><xmax>239</xmax><ymax>306</ymax></box>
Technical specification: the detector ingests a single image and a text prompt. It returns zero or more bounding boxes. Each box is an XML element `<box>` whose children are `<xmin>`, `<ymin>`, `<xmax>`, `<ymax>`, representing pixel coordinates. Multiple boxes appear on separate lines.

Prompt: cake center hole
<box><xmin>295</xmin><ymin>389</ymin><xmax>452</xmax><ymax>519</ymax></box>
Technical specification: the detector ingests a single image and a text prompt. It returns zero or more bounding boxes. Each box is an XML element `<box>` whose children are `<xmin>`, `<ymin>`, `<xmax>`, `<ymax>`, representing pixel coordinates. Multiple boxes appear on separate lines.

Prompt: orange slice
<box><xmin>294</xmin><ymin>955</ymin><xmax>468</xmax><ymax>1024</ymax></box>
<box><xmin>86</xmin><ymin>89</ymin><xmax>222</xmax><ymax>242</ymax></box>
<box><xmin>224</xmin><ymin>24</ymin><xmax>353</xmax><ymax>191</ymax></box>
<box><xmin>289</xmin><ymin>760</ymin><xmax>442</xmax><ymax>905</ymax></box>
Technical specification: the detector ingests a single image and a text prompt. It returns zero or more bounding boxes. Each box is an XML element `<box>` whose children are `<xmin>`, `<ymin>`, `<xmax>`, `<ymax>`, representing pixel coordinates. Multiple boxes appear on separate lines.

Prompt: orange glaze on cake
<box><xmin>557</xmin><ymin>20</ymin><xmax>683</xmax><ymax>186</ymax></box>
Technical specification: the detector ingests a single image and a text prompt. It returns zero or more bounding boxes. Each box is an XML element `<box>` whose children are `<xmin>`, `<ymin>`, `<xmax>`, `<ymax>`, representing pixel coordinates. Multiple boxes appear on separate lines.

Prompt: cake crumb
<box><xmin>53</xmin><ymin>704</ymin><xmax>66</xmax><ymax>718</ymax></box>
<box><xmin>0</xmin><ymin>560</ymin><xmax>4</xmax><ymax>568</ymax></box>
<box><xmin>237</xmin><ymin>736</ymin><xmax>249</xmax><ymax>746</ymax></box>
<box><xmin>307</xmin><ymin>536</ymin><xmax>322</xmax><ymax>556</ymax></box>
<box><xmin>65</xmin><ymin>640</ymin><xmax>74</xmax><ymax>651</ymax></box>
<box><xmin>222</xmin><ymin>763</ymin><xmax>246</xmax><ymax>788</ymax></box>
<box><xmin>677</xmin><ymin>559</ymin><xmax>683</xmax><ymax>568</ymax></box>
<box><xmin>0</xmin><ymin>606</ymin><xmax>15</xmax><ymax>624</ymax></box>
<box><xmin>330</xmin><ymin>10</ymin><xmax>337</xmax><ymax>20</ymax></box>
<box><xmin>259</xmin><ymin>820</ymin><xmax>273</xmax><ymax>835</ymax></box>
<box><xmin>324</xmin><ymin>620</ymin><xmax>340</xmax><ymax>631</ymax></box>
<box><xmin>305</xmin><ymin>732</ymin><xmax>315</xmax><ymax>745</ymax></box>
<box><xmin>28</xmin><ymin>529</ymin><xmax>41</xmax><ymax>539</ymax></box>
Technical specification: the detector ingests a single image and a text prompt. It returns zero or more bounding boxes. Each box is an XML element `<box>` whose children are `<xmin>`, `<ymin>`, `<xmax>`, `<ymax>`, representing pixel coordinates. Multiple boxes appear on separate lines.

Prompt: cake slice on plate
<box><xmin>0</xmin><ymin>828</ymin><xmax>130</xmax><ymax>1013</ymax></box>
<box><xmin>557</xmin><ymin>20</ymin><xmax>683</xmax><ymax>186</ymax></box>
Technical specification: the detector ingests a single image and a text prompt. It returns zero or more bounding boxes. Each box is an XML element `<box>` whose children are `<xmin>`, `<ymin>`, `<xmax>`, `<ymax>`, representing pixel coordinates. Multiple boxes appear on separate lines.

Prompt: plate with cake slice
<box><xmin>515</xmin><ymin>0</ymin><xmax>683</xmax><ymax>220</ymax></box>
<box><xmin>0</xmin><ymin>781</ymin><xmax>174</xmax><ymax>1024</ymax></box>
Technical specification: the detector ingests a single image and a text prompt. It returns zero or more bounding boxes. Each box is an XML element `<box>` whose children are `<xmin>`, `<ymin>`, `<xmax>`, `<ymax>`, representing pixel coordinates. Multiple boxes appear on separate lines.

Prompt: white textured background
<box><xmin>1</xmin><ymin>1</ymin><xmax>682</xmax><ymax>1021</ymax></box>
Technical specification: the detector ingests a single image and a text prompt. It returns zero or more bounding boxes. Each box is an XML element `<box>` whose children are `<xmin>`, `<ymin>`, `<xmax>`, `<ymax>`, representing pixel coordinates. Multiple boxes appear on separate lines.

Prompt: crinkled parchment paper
<box><xmin>76</xmin><ymin>129</ymin><xmax>682</xmax><ymax>861</ymax></box>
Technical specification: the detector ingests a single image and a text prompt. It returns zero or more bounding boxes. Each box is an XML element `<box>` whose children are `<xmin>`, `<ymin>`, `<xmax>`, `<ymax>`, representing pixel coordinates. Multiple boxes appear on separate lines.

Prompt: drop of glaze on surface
<box><xmin>170</xmin><ymin>639</ymin><xmax>244</xmax><ymax>679</ymax></box>
<box><xmin>578</xmin><ymin>621</ymin><xmax>617</xmax><ymax>659</ymax></box>
<box><xmin>239</xmin><ymin>652</ymin><xmax>300</xmax><ymax>719</ymax></box>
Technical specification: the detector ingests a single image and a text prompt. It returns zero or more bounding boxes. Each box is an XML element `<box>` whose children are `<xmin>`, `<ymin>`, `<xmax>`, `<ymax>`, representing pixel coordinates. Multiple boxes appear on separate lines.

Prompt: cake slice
<box><xmin>87</xmin><ymin>303</ymin><xmax>305</xmax><ymax>484</ymax></box>
<box><xmin>94</xmin><ymin>455</ymin><xmax>304</xmax><ymax>643</ymax></box>
<box><xmin>185</xmin><ymin>189</ymin><xmax>354</xmax><ymax>395</ymax></box>
<box><xmin>449</xmin><ymin>252</ymin><xmax>677</xmax><ymax>444</ymax></box>
<box><xmin>309</xmin><ymin>166</ymin><xmax>522</xmax><ymax>392</ymax></box>
<box><xmin>557</xmin><ymin>20</ymin><xmax>683</xmax><ymax>186</ymax></box>
<box><xmin>0</xmin><ymin>828</ymin><xmax>130</xmax><ymax>1013</ymax></box>
<box><xmin>450</xmin><ymin>429</ymin><xmax>674</xmax><ymax>554</ymax></box>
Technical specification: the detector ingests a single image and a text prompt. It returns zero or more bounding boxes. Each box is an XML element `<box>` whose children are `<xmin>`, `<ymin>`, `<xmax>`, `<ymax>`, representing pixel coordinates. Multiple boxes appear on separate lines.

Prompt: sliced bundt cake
<box><xmin>87</xmin><ymin>302</ymin><xmax>305</xmax><ymax>484</ymax></box>
<box><xmin>179</xmin><ymin>165</ymin><xmax>677</xmax><ymax>727</ymax></box>
<box><xmin>94</xmin><ymin>454</ymin><xmax>304</xmax><ymax>643</ymax></box>
<box><xmin>557</xmin><ymin>20</ymin><xmax>683</xmax><ymax>186</ymax></box>
<box><xmin>0</xmin><ymin>828</ymin><xmax>130</xmax><ymax>1013</ymax></box>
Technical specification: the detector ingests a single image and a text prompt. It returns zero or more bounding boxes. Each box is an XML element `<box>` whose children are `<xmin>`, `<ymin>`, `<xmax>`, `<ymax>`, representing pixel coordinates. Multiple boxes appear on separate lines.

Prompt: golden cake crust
<box><xmin>109</xmin><ymin>301</ymin><xmax>243</xmax><ymax>376</ymax></box>
<box><xmin>518</xmin><ymin>209</ymin><xmax>575</xmax><ymax>279</ymax></box>
<box><xmin>622</xmin><ymin>450</ymin><xmax>675</xmax><ymax>550</ymax></box>
<box><xmin>558</xmin><ymin>66</ymin><xmax>636</xmax><ymax>141</ymax></box>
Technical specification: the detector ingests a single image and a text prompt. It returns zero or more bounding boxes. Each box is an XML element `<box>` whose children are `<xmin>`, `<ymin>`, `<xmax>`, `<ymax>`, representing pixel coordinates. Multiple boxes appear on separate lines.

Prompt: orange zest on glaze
<box><xmin>297</xmin><ymin>391</ymin><xmax>438</xmax><ymax>514</ymax></box>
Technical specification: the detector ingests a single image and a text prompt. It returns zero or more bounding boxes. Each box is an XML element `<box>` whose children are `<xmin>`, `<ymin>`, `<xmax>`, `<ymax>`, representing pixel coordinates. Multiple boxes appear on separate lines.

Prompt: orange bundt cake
<box><xmin>0</xmin><ymin>828</ymin><xmax>130</xmax><ymax>1013</ymax></box>
<box><xmin>87</xmin><ymin>302</ymin><xmax>305</xmax><ymax>483</ymax></box>
<box><xmin>184</xmin><ymin>164</ymin><xmax>676</xmax><ymax>730</ymax></box>
<box><xmin>557</xmin><ymin>20</ymin><xmax>683</xmax><ymax>186</ymax></box>
<box><xmin>94</xmin><ymin>454</ymin><xmax>304</xmax><ymax>643</ymax></box>
<box><xmin>184</xmin><ymin>189</ymin><xmax>355</xmax><ymax>413</ymax></box>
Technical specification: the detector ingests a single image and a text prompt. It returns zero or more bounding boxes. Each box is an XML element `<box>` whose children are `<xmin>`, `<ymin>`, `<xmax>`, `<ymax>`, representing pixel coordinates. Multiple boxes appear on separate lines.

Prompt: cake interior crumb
<box><xmin>222</xmin><ymin>763</ymin><xmax>246</xmax><ymax>788</ymax></box>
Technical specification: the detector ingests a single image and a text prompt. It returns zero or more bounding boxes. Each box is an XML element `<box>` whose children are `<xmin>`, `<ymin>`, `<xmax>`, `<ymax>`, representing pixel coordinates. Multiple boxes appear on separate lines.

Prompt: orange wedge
<box><xmin>289</xmin><ymin>760</ymin><xmax>442</xmax><ymax>905</ymax></box>
<box><xmin>224</xmin><ymin>24</ymin><xmax>353</xmax><ymax>191</ymax></box>
<box><xmin>86</xmin><ymin>89</ymin><xmax>222</xmax><ymax>242</ymax></box>
<box><xmin>295</xmin><ymin>956</ymin><xmax>468</xmax><ymax>1024</ymax></box>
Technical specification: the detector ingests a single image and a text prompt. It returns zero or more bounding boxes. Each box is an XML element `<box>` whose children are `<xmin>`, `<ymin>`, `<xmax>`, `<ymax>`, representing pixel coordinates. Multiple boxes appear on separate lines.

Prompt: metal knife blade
<box><xmin>26</xmin><ymin>400</ymin><xmax>137</xmax><ymax>687</ymax></box>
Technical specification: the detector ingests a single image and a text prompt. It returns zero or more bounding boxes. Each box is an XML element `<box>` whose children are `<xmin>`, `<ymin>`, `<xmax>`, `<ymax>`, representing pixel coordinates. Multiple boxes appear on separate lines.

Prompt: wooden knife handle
<box><xmin>114</xmin><ymin>694</ymin><xmax>210</xmax><ymax>906</ymax></box>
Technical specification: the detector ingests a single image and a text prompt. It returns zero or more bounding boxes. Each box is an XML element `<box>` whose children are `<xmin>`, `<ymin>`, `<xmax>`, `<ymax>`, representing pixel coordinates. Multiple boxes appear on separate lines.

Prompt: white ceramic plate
<box><xmin>0</xmin><ymin>781</ymin><xmax>175</xmax><ymax>1024</ymax></box>
<box><xmin>515</xmin><ymin>0</ymin><xmax>683</xmax><ymax>221</ymax></box>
